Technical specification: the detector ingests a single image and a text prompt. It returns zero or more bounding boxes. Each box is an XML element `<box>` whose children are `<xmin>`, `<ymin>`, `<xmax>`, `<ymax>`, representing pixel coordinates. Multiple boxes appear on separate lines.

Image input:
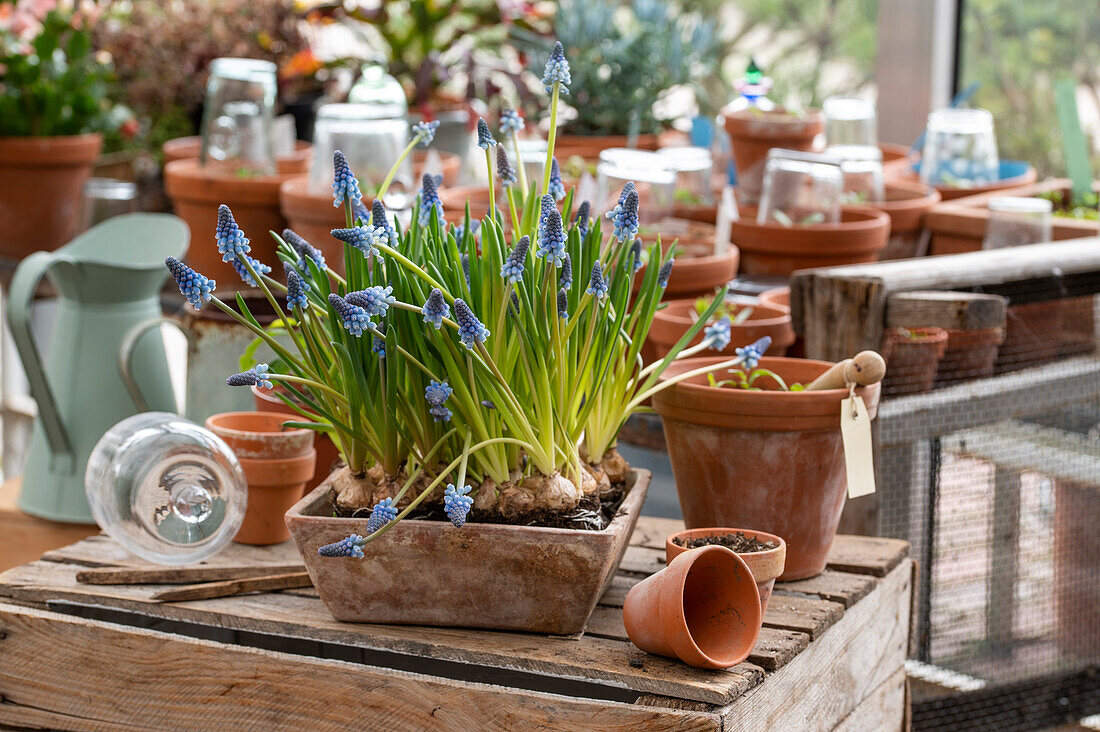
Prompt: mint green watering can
<box><xmin>8</xmin><ymin>214</ymin><xmax>189</xmax><ymax>523</ymax></box>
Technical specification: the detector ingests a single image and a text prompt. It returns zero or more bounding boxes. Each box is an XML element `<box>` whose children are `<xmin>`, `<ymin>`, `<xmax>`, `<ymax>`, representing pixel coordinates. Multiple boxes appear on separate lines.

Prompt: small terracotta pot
<box><xmin>162</xmin><ymin>136</ymin><xmax>312</xmax><ymax>174</ymax></box>
<box><xmin>935</xmin><ymin>327</ymin><xmax>1004</xmax><ymax>387</ymax></box>
<box><xmin>413</xmin><ymin>150</ymin><xmax>462</xmax><ymax>187</ymax></box>
<box><xmin>721</xmin><ymin>108</ymin><xmax>824</xmax><ymax>204</ymax></box>
<box><xmin>439</xmin><ymin>185</ymin><xmax>502</xmax><ymax>223</ymax></box>
<box><xmin>652</xmin><ymin>356</ymin><xmax>881</xmax><ymax>580</ymax></box>
<box><xmin>666</xmin><ymin>528</ymin><xmax>786</xmax><ymax>613</ymax></box>
<box><xmin>871</xmin><ymin>182</ymin><xmax>942</xmax><ymax>260</ymax></box>
<box><xmin>252</xmin><ymin>385</ymin><xmax>343</xmax><ymax>492</ymax></box>
<box><xmin>731</xmin><ymin>206</ymin><xmax>890</xmax><ymax>276</ymax></box>
<box><xmin>891</xmin><ymin>162</ymin><xmax>1037</xmax><ymax>201</ymax></box>
<box><xmin>880</xmin><ymin>327</ymin><xmax>949</xmax><ymax>396</ymax></box>
<box><xmin>634</xmin><ymin>219</ymin><xmax>740</xmax><ymax>300</ymax></box>
<box><xmin>164</xmin><ymin>159</ymin><xmax>292</xmax><ymax>284</ymax></box>
<box><xmin>206</xmin><ymin>411</ymin><xmax>317</xmax><ymax>545</ymax></box>
<box><xmin>0</xmin><ymin>134</ymin><xmax>103</xmax><ymax>257</ymax></box>
<box><xmin>995</xmin><ymin>301</ymin><xmax>1064</xmax><ymax>374</ymax></box>
<box><xmin>758</xmin><ymin>287</ymin><xmax>790</xmax><ymax>311</ymax></box>
<box><xmin>279</xmin><ymin>175</ymin><xmax>366</xmax><ymax>275</ymax></box>
<box><xmin>622</xmin><ymin>545</ymin><xmax>762</xmax><ymax>670</ymax></box>
<box><xmin>648</xmin><ymin>299</ymin><xmax>795</xmax><ymax>359</ymax></box>
<box><xmin>553</xmin><ymin>132</ymin><xmax>661</xmax><ymax>162</ymax></box>
<box><xmin>235</xmin><ymin>451</ymin><xmax>317</xmax><ymax>545</ymax></box>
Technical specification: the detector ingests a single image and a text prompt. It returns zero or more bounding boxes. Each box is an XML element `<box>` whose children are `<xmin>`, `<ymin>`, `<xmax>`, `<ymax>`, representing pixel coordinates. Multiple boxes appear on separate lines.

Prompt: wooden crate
<box><xmin>0</xmin><ymin>518</ymin><xmax>911</xmax><ymax>731</ymax></box>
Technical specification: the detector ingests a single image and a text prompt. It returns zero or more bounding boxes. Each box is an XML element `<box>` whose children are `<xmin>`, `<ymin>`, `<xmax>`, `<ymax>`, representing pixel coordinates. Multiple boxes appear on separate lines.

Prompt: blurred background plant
<box><xmin>0</xmin><ymin>1</ymin><xmax>130</xmax><ymax>137</ymax></box>
<box><xmin>513</xmin><ymin>0</ymin><xmax>727</xmax><ymax>136</ymax></box>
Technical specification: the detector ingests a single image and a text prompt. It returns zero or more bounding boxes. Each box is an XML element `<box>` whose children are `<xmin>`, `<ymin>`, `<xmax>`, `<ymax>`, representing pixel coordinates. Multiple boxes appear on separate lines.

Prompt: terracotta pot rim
<box><xmin>874</xmin><ymin>183</ymin><xmax>941</xmax><ymax>213</ymax></box>
<box><xmin>0</xmin><ymin>132</ymin><xmax>103</xmax><ymax>165</ymax></box>
<box><xmin>206</xmin><ymin>411</ymin><xmax>314</xmax><ymax>440</ymax></box>
<box><xmin>654</xmin><ymin>299</ymin><xmax>790</xmax><ymax>330</ymax></box>
<box><xmin>733</xmin><ymin>206</ymin><xmax>889</xmax><ymax>234</ymax></box>
<box><xmin>237</xmin><ymin>449</ymin><xmax>317</xmax><ymax>486</ymax></box>
<box><xmin>758</xmin><ymin>287</ymin><xmax>790</xmax><ymax>310</ymax></box>
<box><xmin>722</xmin><ymin>107</ymin><xmax>824</xmax><ymax>126</ymax></box>
<box><xmin>665</xmin><ymin>527</ymin><xmax>787</xmax><ymax>581</ymax></box>
<box><xmin>886</xmin><ymin>326</ymin><xmax>949</xmax><ymax>344</ymax></box>
<box><xmin>165</xmin><ymin>158</ymin><xmax>294</xmax><ymax>202</ymax></box>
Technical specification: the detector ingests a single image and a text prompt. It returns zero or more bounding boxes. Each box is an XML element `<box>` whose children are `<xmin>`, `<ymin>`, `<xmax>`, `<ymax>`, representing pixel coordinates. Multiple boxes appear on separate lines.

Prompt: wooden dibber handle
<box><xmin>804</xmin><ymin>351</ymin><xmax>886</xmax><ymax>392</ymax></box>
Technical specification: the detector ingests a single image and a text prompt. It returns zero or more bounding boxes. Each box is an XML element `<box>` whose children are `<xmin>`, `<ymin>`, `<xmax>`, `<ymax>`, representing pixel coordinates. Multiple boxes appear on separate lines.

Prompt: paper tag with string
<box><xmin>841</xmin><ymin>382</ymin><xmax>876</xmax><ymax>498</ymax></box>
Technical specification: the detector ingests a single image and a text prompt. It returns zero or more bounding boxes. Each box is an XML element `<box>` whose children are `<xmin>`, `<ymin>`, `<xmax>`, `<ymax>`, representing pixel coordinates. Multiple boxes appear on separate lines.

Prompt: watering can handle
<box><xmin>119</xmin><ymin>317</ymin><xmax>192</xmax><ymax>414</ymax></box>
<box><xmin>6</xmin><ymin>252</ymin><xmax>75</xmax><ymax>472</ymax></box>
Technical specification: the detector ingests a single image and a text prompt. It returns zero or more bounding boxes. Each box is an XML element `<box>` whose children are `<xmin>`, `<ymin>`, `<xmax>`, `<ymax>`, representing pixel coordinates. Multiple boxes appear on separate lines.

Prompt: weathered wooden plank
<box><xmin>0</xmin><ymin>560</ymin><xmax>756</xmax><ymax>706</ymax></box>
<box><xmin>583</xmin><ymin>605</ymin><xmax>809</xmax><ymax>672</ymax></box>
<box><xmin>0</xmin><ymin>602</ymin><xmax>721</xmax><ymax>732</ymax></box>
<box><xmin>774</xmin><ymin>570</ymin><xmax>877</xmax><ymax>609</ymax></box>
<box><xmin>598</xmin><ymin>574</ymin><xmax>640</xmax><ymax>608</ymax></box>
<box><xmin>833</xmin><ymin>667</ymin><xmax>907</xmax><ymax>732</ymax></box>
<box><xmin>884</xmin><ymin>290</ymin><xmax>1006</xmax><ymax>331</ymax></box>
<box><xmin>618</xmin><ymin>544</ymin><xmax>666</xmax><ymax>576</ymax></box>
<box><xmin>628</xmin><ymin>517</ymin><xmax>685</xmax><ymax>551</ymax></box>
<box><xmin>760</xmin><ymin>594</ymin><xmax>845</xmax><ymax>641</ymax></box>
<box><xmin>41</xmin><ymin>533</ymin><xmax>302</xmax><ymax>569</ymax></box>
<box><xmin>721</xmin><ymin>561</ymin><xmax>912</xmax><ymax>732</ymax></box>
<box><xmin>151</xmin><ymin>571</ymin><xmax>313</xmax><ymax>603</ymax></box>
<box><xmin>77</xmin><ymin>564</ymin><xmax>307</xmax><ymax>585</ymax></box>
<box><xmin>825</xmin><ymin>535</ymin><xmax>910</xmax><ymax>577</ymax></box>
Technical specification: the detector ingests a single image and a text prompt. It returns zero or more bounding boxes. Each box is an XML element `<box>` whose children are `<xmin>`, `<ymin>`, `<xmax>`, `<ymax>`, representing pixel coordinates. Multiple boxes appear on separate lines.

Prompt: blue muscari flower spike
<box><xmin>366</xmin><ymin>498</ymin><xmax>397</xmax><ymax>534</ymax></box>
<box><xmin>630</xmin><ymin>238</ymin><xmax>644</xmax><ymax>273</ymax></box>
<box><xmin>353</xmin><ymin>198</ymin><xmax>370</xmax><ymax>226</ymax></box>
<box><xmin>418</xmin><ymin>173</ymin><xmax>444</xmax><ymax>226</ymax></box>
<box><xmin>166</xmin><ymin>257</ymin><xmax>215</xmax><ymax>310</ymax></box>
<box><xmin>370</xmin><ymin>199</ymin><xmax>399</xmax><ymax>248</ymax></box>
<box><xmin>558</xmin><ymin>288</ymin><xmax>569</xmax><ymax>319</ymax></box>
<box><xmin>476</xmin><ymin>117</ymin><xmax>497</xmax><ymax>149</ymax></box>
<box><xmin>500</xmin><ymin>235</ymin><xmax>529</xmax><ymax>283</ymax></box>
<box><xmin>609</xmin><ymin>183</ymin><xmax>640</xmax><ymax>242</ymax></box>
<box><xmin>496</xmin><ymin>145</ymin><xmax>516</xmax><ymax>188</ymax></box>
<box><xmin>481</xmin><ymin>400</ymin><xmax>496</xmax><ymax>410</ymax></box>
<box><xmin>657</xmin><ymin>258</ymin><xmax>675</xmax><ymax>288</ymax></box>
<box><xmin>453</xmin><ymin>298</ymin><xmax>490</xmax><ymax>349</ymax></box>
<box><xmin>215</xmin><ymin>205</ymin><xmax>250</xmax><ymax>263</ymax></box>
<box><xmin>425</xmin><ymin>380</ymin><xmax>453</xmax><ymax>422</ymax></box>
<box><xmin>226</xmin><ymin>363</ymin><xmax>273</xmax><ymax>389</ymax></box>
<box><xmin>454</xmin><ymin>220</ymin><xmax>481</xmax><ymax>244</ymax></box>
<box><xmin>421</xmin><ymin>288</ymin><xmax>449</xmax><ymax>329</ymax></box>
<box><xmin>285</xmin><ymin>264</ymin><xmax>310</xmax><ymax>311</ymax></box>
<box><xmin>461</xmin><ymin>253</ymin><xmax>471</xmax><ymax>287</ymax></box>
<box><xmin>331</xmin><ymin>225</ymin><xmax>385</xmax><ymax>260</ymax></box>
<box><xmin>542</xmin><ymin>40</ymin><xmax>571</xmax><ymax>95</ymax></box>
<box><xmin>411</xmin><ymin>119</ymin><xmax>440</xmax><ymax>148</ymax></box>
<box><xmin>499</xmin><ymin>108</ymin><xmax>524</xmax><ymax>136</ymax></box>
<box><xmin>233</xmin><ymin>254</ymin><xmax>271</xmax><ymax>287</ymax></box>
<box><xmin>736</xmin><ymin>336</ymin><xmax>771</xmax><ymax>371</ymax></box>
<box><xmin>703</xmin><ymin>317</ymin><xmax>732</xmax><ymax>351</ymax></box>
<box><xmin>586</xmin><ymin>261</ymin><xmax>609</xmax><ymax>300</ymax></box>
<box><xmin>559</xmin><ymin>252</ymin><xmax>573</xmax><ymax>290</ymax></box>
<box><xmin>283</xmin><ymin>229</ymin><xmax>326</xmax><ymax>271</ymax></box>
<box><xmin>536</xmin><ymin>195</ymin><xmax>567</xmax><ymax>266</ymax></box>
<box><xmin>332</xmin><ymin>150</ymin><xmax>362</xmax><ymax>209</ymax></box>
<box><xmin>328</xmin><ymin>293</ymin><xmax>373</xmax><ymax>337</ymax></box>
<box><xmin>372</xmin><ymin>334</ymin><xmax>386</xmax><ymax>358</ymax></box>
<box><xmin>548</xmin><ymin>157</ymin><xmax>565</xmax><ymax>201</ymax></box>
<box><xmin>318</xmin><ymin>534</ymin><xmax>365</xmax><ymax>558</ymax></box>
<box><xmin>444</xmin><ymin>484</ymin><xmax>474</xmax><ymax>528</ymax></box>
<box><xmin>574</xmin><ymin>201</ymin><xmax>590</xmax><ymax>237</ymax></box>
<box><xmin>346</xmin><ymin>285</ymin><xmax>395</xmax><ymax>317</ymax></box>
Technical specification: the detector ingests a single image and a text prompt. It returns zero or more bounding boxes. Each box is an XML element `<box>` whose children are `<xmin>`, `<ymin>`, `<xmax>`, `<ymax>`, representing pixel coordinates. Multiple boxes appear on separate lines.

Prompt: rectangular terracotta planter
<box><xmin>926</xmin><ymin>178</ymin><xmax>1099</xmax><ymax>256</ymax></box>
<box><xmin>286</xmin><ymin>468</ymin><xmax>650</xmax><ymax>634</ymax></box>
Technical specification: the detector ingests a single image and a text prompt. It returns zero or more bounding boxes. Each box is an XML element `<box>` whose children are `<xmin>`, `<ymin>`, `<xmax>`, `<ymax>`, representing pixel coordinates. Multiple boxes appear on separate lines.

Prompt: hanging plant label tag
<box><xmin>841</xmin><ymin>394</ymin><xmax>876</xmax><ymax>498</ymax></box>
<box><xmin>714</xmin><ymin>186</ymin><xmax>737</xmax><ymax>255</ymax></box>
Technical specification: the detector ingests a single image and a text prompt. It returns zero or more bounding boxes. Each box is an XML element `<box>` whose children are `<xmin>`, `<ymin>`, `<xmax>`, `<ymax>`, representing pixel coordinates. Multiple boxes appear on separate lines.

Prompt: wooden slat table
<box><xmin>0</xmin><ymin>518</ymin><xmax>911</xmax><ymax>731</ymax></box>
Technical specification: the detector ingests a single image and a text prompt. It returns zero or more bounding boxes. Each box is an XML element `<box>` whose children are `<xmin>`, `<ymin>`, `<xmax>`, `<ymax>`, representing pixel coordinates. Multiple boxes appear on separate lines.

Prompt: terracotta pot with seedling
<box><xmin>666</xmin><ymin>528</ymin><xmax>786</xmax><ymax>612</ymax></box>
<box><xmin>648</xmin><ymin>297</ymin><xmax>795</xmax><ymax>360</ymax></box>
<box><xmin>164</xmin><ymin>44</ymin><xmax>739</xmax><ymax>633</ymax></box>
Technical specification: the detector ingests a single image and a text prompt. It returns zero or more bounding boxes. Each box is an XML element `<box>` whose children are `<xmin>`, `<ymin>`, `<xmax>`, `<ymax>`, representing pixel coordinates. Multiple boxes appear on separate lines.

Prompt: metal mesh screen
<box><xmin>873</xmin><ymin>293</ymin><xmax>1100</xmax><ymax>730</ymax></box>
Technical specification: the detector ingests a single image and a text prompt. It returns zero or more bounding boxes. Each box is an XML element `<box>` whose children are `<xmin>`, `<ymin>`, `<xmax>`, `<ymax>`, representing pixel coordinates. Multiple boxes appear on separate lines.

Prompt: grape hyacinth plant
<box><xmin>169</xmin><ymin>40</ymin><xmax>736</xmax><ymax>561</ymax></box>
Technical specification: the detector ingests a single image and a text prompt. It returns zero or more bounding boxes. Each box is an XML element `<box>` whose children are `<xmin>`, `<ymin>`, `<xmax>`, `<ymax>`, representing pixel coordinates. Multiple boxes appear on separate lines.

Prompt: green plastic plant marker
<box><xmin>1054</xmin><ymin>78</ymin><xmax>1094</xmax><ymax>202</ymax></box>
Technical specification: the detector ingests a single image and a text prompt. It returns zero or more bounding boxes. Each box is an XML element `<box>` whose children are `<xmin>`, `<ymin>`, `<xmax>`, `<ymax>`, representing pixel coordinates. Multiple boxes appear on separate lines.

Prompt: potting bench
<box><xmin>0</xmin><ymin>518</ymin><xmax>911</xmax><ymax>730</ymax></box>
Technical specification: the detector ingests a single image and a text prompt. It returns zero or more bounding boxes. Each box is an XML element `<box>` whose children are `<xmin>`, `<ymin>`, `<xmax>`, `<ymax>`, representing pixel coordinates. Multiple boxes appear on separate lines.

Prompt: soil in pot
<box><xmin>648</xmin><ymin>299</ymin><xmax>795</xmax><ymax>359</ymax></box>
<box><xmin>881</xmin><ymin>327</ymin><xmax>949</xmax><ymax>396</ymax></box>
<box><xmin>666</xmin><ymin>527</ymin><xmax>786</xmax><ymax>613</ymax></box>
<box><xmin>721</xmin><ymin>107</ymin><xmax>824</xmax><ymax>205</ymax></box>
<box><xmin>165</xmin><ymin>159</ymin><xmax>292</xmax><ymax>284</ymax></box>
<box><xmin>731</xmin><ymin>205</ymin><xmax>890</xmax><ymax>276</ymax></box>
<box><xmin>872</xmin><ymin>182</ymin><xmax>942</xmax><ymax>260</ymax></box>
<box><xmin>651</xmin><ymin>356</ymin><xmax>881</xmax><ymax>580</ymax></box>
<box><xmin>935</xmin><ymin>327</ymin><xmax>1004</xmax><ymax>387</ymax></box>
<box><xmin>0</xmin><ymin>134</ymin><xmax>103</xmax><ymax>257</ymax></box>
<box><xmin>623</xmin><ymin>545</ymin><xmax>762</xmax><ymax>669</ymax></box>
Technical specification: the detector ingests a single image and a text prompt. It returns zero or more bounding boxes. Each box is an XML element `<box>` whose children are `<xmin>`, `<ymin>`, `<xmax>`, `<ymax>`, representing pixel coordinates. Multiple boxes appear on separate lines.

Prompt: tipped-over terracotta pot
<box><xmin>666</xmin><ymin>528</ymin><xmax>786</xmax><ymax>613</ymax></box>
<box><xmin>0</xmin><ymin>134</ymin><xmax>103</xmax><ymax>258</ymax></box>
<box><xmin>165</xmin><ymin>159</ymin><xmax>292</xmax><ymax>284</ymax></box>
<box><xmin>731</xmin><ymin>206</ymin><xmax>890</xmax><ymax>276</ymax></box>
<box><xmin>648</xmin><ymin>299</ymin><xmax>795</xmax><ymax>359</ymax></box>
<box><xmin>872</xmin><ymin>182</ymin><xmax>942</xmax><ymax>260</ymax></box>
<box><xmin>252</xmin><ymin>385</ymin><xmax>343</xmax><ymax>492</ymax></box>
<box><xmin>880</xmin><ymin>327</ymin><xmax>948</xmax><ymax>396</ymax></box>
<box><xmin>623</xmin><ymin>545</ymin><xmax>762</xmax><ymax>669</ymax></box>
<box><xmin>652</xmin><ymin>357</ymin><xmax>881</xmax><ymax>580</ymax></box>
<box><xmin>279</xmin><ymin>174</ymin><xmax>367</xmax><ymax>275</ymax></box>
<box><xmin>721</xmin><ymin>108</ymin><xmax>824</xmax><ymax>204</ymax></box>
<box><xmin>207</xmin><ymin>411</ymin><xmax>316</xmax><ymax>545</ymax></box>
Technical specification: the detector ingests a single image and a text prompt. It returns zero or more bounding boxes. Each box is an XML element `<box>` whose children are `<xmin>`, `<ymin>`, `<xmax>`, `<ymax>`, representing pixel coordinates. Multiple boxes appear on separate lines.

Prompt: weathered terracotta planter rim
<box><xmin>665</xmin><ymin>527</ymin><xmax>787</xmax><ymax>580</ymax></box>
<box><xmin>165</xmin><ymin>158</ymin><xmax>290</xmax><ymax>204</ymax></box>
<box><xmin>735</xmin><ymin>206</ymin><xmax>890</xmax><ymax>235</ymax></box>
<box><xmin>0</xmin><ymin>133</ymin><xmax>103</xmax><ymax>165</ymax></box>
<box><xmin>654</xmin><ymin>299</ymin><xmax>791</xmax><ymax>331</ymax></box>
